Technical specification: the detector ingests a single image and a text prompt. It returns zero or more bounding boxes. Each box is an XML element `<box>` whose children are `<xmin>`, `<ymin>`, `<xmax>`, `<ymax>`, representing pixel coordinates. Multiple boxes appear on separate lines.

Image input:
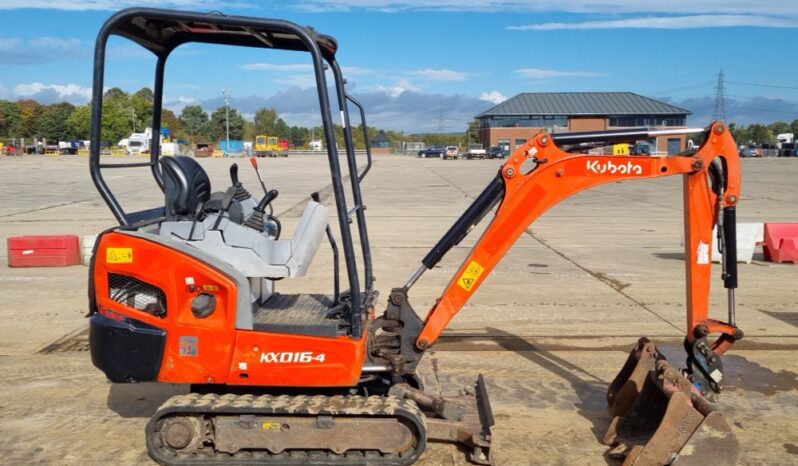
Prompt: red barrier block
<box><xmin>763</xmin><ymin>223</ymin><xmax>798</xmax><ymax>264</ymax></box>
<box><xmin>7</xmin><ymin>235</ymin><xmax>80</xmax><ymax>267</ymax></box>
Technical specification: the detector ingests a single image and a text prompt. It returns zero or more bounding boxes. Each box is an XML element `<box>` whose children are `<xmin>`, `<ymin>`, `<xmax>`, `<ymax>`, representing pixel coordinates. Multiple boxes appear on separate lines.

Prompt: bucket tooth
<box><xmin>604</xmin><ymin>346</ymin><xmax>739</xmax><ymax>466</ymax></box>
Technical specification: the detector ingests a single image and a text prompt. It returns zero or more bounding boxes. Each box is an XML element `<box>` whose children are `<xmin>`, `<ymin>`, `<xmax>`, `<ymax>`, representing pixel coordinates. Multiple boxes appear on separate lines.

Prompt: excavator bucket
<box><xmin>603</xmin><ymin>339</ymin><xmax>739</xmax><ymax>466</ymax></box>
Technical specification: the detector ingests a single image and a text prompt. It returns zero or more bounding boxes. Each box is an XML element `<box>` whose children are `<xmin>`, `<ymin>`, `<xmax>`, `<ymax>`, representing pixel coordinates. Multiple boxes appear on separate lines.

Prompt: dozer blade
<box><xmin>391</xmin><ymin>374</ymin><xmax>495</xmax><ymax>465</ymax></box>
<box><xmin>604</xmin><ymin>342</ymin><xmax>739</xmax><ymax>466</ymax></box>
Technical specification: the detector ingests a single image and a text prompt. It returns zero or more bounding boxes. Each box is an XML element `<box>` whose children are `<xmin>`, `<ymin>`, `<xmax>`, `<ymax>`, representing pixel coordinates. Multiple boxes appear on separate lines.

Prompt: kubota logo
<box><xmin>586</xmin><ymin>160</ymin><xmax>643</xmax><ymax>175</ymax></box>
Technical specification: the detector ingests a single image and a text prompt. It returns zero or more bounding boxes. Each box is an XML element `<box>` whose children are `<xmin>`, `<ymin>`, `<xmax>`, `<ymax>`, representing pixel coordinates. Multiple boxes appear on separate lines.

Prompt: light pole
<box><xmin>222</xmin><ymin>88</ymin><xmax>231</xmax><ymax>156</ymax></box>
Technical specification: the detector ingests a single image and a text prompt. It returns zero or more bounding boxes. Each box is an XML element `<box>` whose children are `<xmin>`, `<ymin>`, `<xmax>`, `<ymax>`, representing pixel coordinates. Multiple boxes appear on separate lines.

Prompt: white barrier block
<box><xmin>711</xmin><ymin>223</ymin><xmax>764</xmax><ymax>264</ymax></box>
<box><xmin>80</xmin><ymin>234</ymin><xmax>98</xmax><ymax>266</ymax></box>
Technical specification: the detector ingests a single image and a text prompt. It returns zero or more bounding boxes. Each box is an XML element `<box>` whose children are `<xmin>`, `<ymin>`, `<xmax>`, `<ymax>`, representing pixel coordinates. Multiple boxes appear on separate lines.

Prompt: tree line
<box><xmin>0</xmin><ymin>86</ymin><xmax>466</xmax><ymax>150</ymax></box>
<box><xmin>729</xmin><ymin>120</ymin><xmax>798</xmax><ymax>146</ymax></box>
<box><xmin>8</xmin><ymin>88</ymin><xmax>788</xmax><ymax>150</ymax></box>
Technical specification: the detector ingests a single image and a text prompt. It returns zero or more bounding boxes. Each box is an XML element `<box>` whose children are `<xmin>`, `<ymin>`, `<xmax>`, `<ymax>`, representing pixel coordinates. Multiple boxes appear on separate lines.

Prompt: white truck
<box><xmin>463</xmin><ymin>143</ymin><xmax>487</xmax><ymax>159</ymax></box>
<box><xmin>776</xmin><ymin>133</ymin><xmax>794</xmax><ymax>148</ymax></box>
<box><xmin>118</xmin><ymin>127</ymin><xmax>167</xmax><ymax>155</ymax></box>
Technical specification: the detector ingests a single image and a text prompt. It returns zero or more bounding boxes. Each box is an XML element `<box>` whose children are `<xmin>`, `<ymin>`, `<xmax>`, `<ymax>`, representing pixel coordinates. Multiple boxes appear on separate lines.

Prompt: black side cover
<box><xmin>90</xmin><ymin>313</ymin><xmax>166</xmax><ymax>383</ymax></box>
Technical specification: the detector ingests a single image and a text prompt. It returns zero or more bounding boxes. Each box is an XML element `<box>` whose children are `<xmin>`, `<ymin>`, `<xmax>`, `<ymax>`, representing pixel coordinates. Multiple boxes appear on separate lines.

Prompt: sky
<box><xmin>0</xmin><ymin>0</ymin><xmax>797</xmax><ymax>133</ymax></box>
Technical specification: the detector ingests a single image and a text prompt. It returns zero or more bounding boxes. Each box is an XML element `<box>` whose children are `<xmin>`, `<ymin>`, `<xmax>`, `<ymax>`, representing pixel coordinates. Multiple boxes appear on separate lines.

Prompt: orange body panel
<box><xmin>94</xmin><ymin>232</ymin><xmax>366</xmax><ymax>387</ymax></box>
<box><xmin>229</xmin><ymin>331</ymin><xmax>366</xmax><ymax>387</ymax></box>
<box><xmin>418</xmin><ymin>123</ymin><xmax>741</xmax><ymax>355</ymax></box>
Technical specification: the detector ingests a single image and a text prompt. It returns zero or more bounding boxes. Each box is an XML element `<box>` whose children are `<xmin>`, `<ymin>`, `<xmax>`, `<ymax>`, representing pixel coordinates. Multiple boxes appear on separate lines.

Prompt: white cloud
<box><xmin>0</xmin><ymin>36</ymin><xmax>87</xmax><ymax>64</ymax></box>
<box><xmin>242</xmin><ymin>63</ymin><xmax>314</xmax><ymax>72</ymax></box>
<box><xmin>273</xmin><ymin>74</ymin><xmax>319</xmax><ymax>89</ymax></box>
<box><xmin>412</xmin><ymin>68</ymin><xmax>467</xmax><ymax>81</ymax></box>
<box><xmin>29</xmin><ymin>37</ymin><xmax>82</xmax><ymax>49</ymax></box>
<box><xmin>167</xmin><ymin>95</ymin><xmax>195</xmax><ymax>104</ymax></box>
<box><xmin>215</xmin><ymin>84</ymin><xmax>493</xmax><ymax>133</ymax></box>
<box><xmin>479</xmin><ymin>91</ymin><xmax>507</xmax><ymax>105</ymax></box>
<box><xmin>516</xmin><ymin>68</ymin><xmax>603</xmax><ymax>79</ymax></box>
<box><xmin>0</xmin><ymin>1</ymin><xmax>246</xmax><ymax>10</ymax></box>
<box><xmin>163</xmin><ymin>95</ymin><xmax>197</xmax><ymax>112</ymax></box>
<box><xmin>509</xmin><ymin>15</ymin><xmax>798</xmax><ymax>31</ymax></box>
<box><xmin>342</xmin><ymin>66</ymin><xmax>375</xmax><ymax>75</ymax></box>
<box><xmin>13</xmin><ymin>82</ymin><xmax>92</xmax><ymax>103</ymax></box>
<box><xmin>242</xmin><ymin>63</ymin><xmax>375</xmax><ymax>76</ymax></box>
<box><xmin>0</xmin><ymin>38</ymin><xmax>19</xmax><ymax>49</ymax></box>
<box><xmin>2</xmin><ymin>0</ymin><xmax>797</xmax><ymax>19</ymax></box>
<box><xmin>292</xmin><ymin>1</ymin><xmax>798</xmax><ymax>17</ymax></box>
<box><xmin>374</xmin><ymin>78</ymin><xmax>420</xmax><ymax>98</ymax></box>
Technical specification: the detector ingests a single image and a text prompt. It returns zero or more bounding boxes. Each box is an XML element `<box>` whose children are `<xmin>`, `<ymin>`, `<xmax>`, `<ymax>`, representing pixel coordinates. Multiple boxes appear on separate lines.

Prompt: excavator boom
<box><xmin>370</xmin><ymin>122</ymin><xmax>742</xmax><ymax>465</ymax></box>
<box><xmin>415</xmin><ymin>122</ymin><xmax>740</xmax><ymax>353</ymax></box>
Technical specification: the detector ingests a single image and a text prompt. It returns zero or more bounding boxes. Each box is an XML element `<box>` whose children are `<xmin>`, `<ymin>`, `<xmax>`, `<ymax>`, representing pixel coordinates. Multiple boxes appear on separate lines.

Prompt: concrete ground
<box><xmin>0</xmin><ymin>153</ymin><xmax>796</xmax><ymax>465</ymax></box>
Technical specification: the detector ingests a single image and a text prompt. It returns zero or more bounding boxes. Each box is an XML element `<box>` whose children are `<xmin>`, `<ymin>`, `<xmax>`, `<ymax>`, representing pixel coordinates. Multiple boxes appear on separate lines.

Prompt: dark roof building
<box><xmin>477</xmin><ymin>92</ymin><xmax>691</xmax><ymax>155</ymax></box>
<box><xmin>371</xmin><ymin>131</ymin><xmax>391</xmax><ymax>148</ymax></box>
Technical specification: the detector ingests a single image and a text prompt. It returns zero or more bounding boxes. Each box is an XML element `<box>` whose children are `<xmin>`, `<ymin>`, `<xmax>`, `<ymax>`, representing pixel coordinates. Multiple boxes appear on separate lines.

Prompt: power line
<box><xmin>727</xmin><ymin>80</ymin><xmax>798</xmax><ymax>91</ymax></box>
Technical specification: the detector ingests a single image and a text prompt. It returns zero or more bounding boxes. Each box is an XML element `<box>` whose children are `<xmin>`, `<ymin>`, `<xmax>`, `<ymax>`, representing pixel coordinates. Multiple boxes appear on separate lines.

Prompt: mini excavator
<box><xmin>88</xmin><ymin>8</ymin><xmax>741</xmax><ymax>466</ymax></box>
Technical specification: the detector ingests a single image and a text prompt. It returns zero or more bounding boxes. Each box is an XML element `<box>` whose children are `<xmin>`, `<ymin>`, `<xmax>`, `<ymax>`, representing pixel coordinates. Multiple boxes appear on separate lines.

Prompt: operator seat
<box><xmin>160</xmin><ymin>156</ymin><xmax>211</xmax><ymax>221</ymax></box>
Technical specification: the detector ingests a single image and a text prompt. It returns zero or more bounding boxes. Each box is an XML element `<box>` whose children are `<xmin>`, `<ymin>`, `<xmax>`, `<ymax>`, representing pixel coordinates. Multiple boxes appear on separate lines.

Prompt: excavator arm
<box><xmin>369</xmin><ymin>122</ymin><xmax>742</xmax><ymax>465</ymax></box>
<box><xmin>417</xmin><ymin>122</ymin><xmax>741</xmax><ymax>356</ymax></box>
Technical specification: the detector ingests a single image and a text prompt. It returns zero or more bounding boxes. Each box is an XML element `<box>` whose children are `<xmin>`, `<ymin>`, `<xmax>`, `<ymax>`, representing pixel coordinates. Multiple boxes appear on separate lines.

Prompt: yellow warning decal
<box><xmin>106</xmin><ymin>247</ymin><xmax>133</xmax><ymax>264</ymax></box>
<box><xmin>262</xmin><ymin>422</ymin><xmax>281</xmax><ymax>431</ymax></box>
<box><xmin>457</xmin><ymin>261</ymin><xmax>484</xmax><ymax>291</ymax></box>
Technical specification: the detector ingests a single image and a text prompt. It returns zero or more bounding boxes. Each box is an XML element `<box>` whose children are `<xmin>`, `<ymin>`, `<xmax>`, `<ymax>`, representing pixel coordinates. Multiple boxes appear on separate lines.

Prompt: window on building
<box><xmin>484</xmin><ymin>115</ymin><xmax>568</xmax><ymax>128</ymax></box>
<box><xmin>609</xmin><ymin>115</ymin><xmax>686</xmax><ymax>127</ymax></box>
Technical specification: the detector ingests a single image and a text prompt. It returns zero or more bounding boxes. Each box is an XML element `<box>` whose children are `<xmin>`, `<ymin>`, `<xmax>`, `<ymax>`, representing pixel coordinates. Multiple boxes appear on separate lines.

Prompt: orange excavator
<box><xmin>88</xmin><ymin>8</ymin><xmax>741</xmax><ymax>466</ymax></box>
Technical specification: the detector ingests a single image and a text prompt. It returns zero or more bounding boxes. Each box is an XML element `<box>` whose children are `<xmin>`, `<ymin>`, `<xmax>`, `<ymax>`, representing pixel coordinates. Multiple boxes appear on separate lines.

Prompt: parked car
<box><xmin>487</xmin><ymin>146</ymin><xmax>505</xmax><ymax>159</ymax></box>
<box><xmin>463</xmin><ymin>144</ymin><xmax>486</xmax><ymax>159</ymax></box>
<box><xmin>418</xmin><ymin>146</ymin><xmax>444</xmax><ymax>158</ymax></box>
<box><xmin>3</xmin><ymin>144</ymin><xmax>18</xmax><ymax>156</ymax></box>
<box><xmin>739</xmin><ymin>147</ymin><xmax>758</xmax><ymax>158</ymax></box>
<box><xmin>443</xmin><ymin>146</ymin><xmax>459</xmax><ymax>160</ymax></box>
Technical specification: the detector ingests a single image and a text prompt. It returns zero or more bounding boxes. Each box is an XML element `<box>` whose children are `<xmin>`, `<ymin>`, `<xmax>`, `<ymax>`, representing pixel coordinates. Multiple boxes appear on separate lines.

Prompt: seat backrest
<box><xmin>160</xmin><ymin>156</ymin><xmax>211</xmax><ymax>220</ymax></box>
<box><xmin>287</xmin><ymin>201</ymin><xmax>329</xmax><ymax>277</ymax></box>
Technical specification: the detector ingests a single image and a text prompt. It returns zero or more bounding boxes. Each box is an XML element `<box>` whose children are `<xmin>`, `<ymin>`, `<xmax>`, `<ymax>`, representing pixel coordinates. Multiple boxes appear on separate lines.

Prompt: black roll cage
<box><xmin>89</xmin><ymin>8</ymin><xmax>374</xmax><ymax>338</ymax></box>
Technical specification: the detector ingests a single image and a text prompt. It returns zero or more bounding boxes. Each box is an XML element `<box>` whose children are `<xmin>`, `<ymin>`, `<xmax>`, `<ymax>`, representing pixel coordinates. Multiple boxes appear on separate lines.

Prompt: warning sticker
<box><xmin>457</xmin><ymin>261</ymin><xmax>485</xmax><ymax>291</ymax></box>
<box><xmin>106</xmin><ymin>247</ymin><xmax>133</xmax><ymax>264</ymax></box>
<box><xmin>262</xmin><ymin>422</ymin><xmax>282</xmax><ymax>431</ymax></box>
<box><xmin>697</xmin><ymin>241</ymin><xmax>710</xmax><ymax>265</ymax></box>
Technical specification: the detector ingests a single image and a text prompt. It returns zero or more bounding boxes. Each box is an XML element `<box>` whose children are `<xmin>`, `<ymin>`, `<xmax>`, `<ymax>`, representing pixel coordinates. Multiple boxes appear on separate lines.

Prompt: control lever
<box><xmin>212</xmin><ymin>186</ymin><xmax>237</xmax><ymax>230</ymax></box>
<box><xmin>229</xmin><ymin>163</ymin><xmax>251</xmax><ymax>201</ymax></box>
<box><xmin>244</xmin><ymin>189</ymin><xmax>279</xmax><ymax>233</ymax></box>
<box><xmin>249</xmin><ymin>157</ymin><xmax>271</xmax><ymax>213</ymax></box>
<box><xmin>230</xmin><ymin>163</ymin><xmax>240</xmax><ymax>184</ymax></box>
<box><xmin>187</xmin><ymin>202</ymin><xmax>205</xmax><ymax>240</ymax></box>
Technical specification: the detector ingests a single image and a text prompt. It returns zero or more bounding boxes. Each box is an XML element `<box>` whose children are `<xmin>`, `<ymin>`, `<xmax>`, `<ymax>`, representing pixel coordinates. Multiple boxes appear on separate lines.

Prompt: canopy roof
<box><xmin>104</xmin><ymin>8</ymin><xmax>337</xmax><ymax>59</ymax></box>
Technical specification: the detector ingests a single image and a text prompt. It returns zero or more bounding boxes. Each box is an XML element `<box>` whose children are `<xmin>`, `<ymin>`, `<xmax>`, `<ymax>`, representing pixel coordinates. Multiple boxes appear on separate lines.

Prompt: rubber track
<box><xmin>146</xmin><ymin>393</ymin><xmax>427</xmax><ymax>466</ymax></box>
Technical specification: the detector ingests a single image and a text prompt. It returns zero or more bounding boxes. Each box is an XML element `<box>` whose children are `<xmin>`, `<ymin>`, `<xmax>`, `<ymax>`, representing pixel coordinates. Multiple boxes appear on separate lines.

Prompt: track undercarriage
<box><xmin>147</xmin><ymin>375</ymin><xmax>494</xmax><ymax>466</ymax></box>
<box><xmin>147</xmin><ymin>393</ymin><xmax>427</xmax><ymax>466</ymax></box>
